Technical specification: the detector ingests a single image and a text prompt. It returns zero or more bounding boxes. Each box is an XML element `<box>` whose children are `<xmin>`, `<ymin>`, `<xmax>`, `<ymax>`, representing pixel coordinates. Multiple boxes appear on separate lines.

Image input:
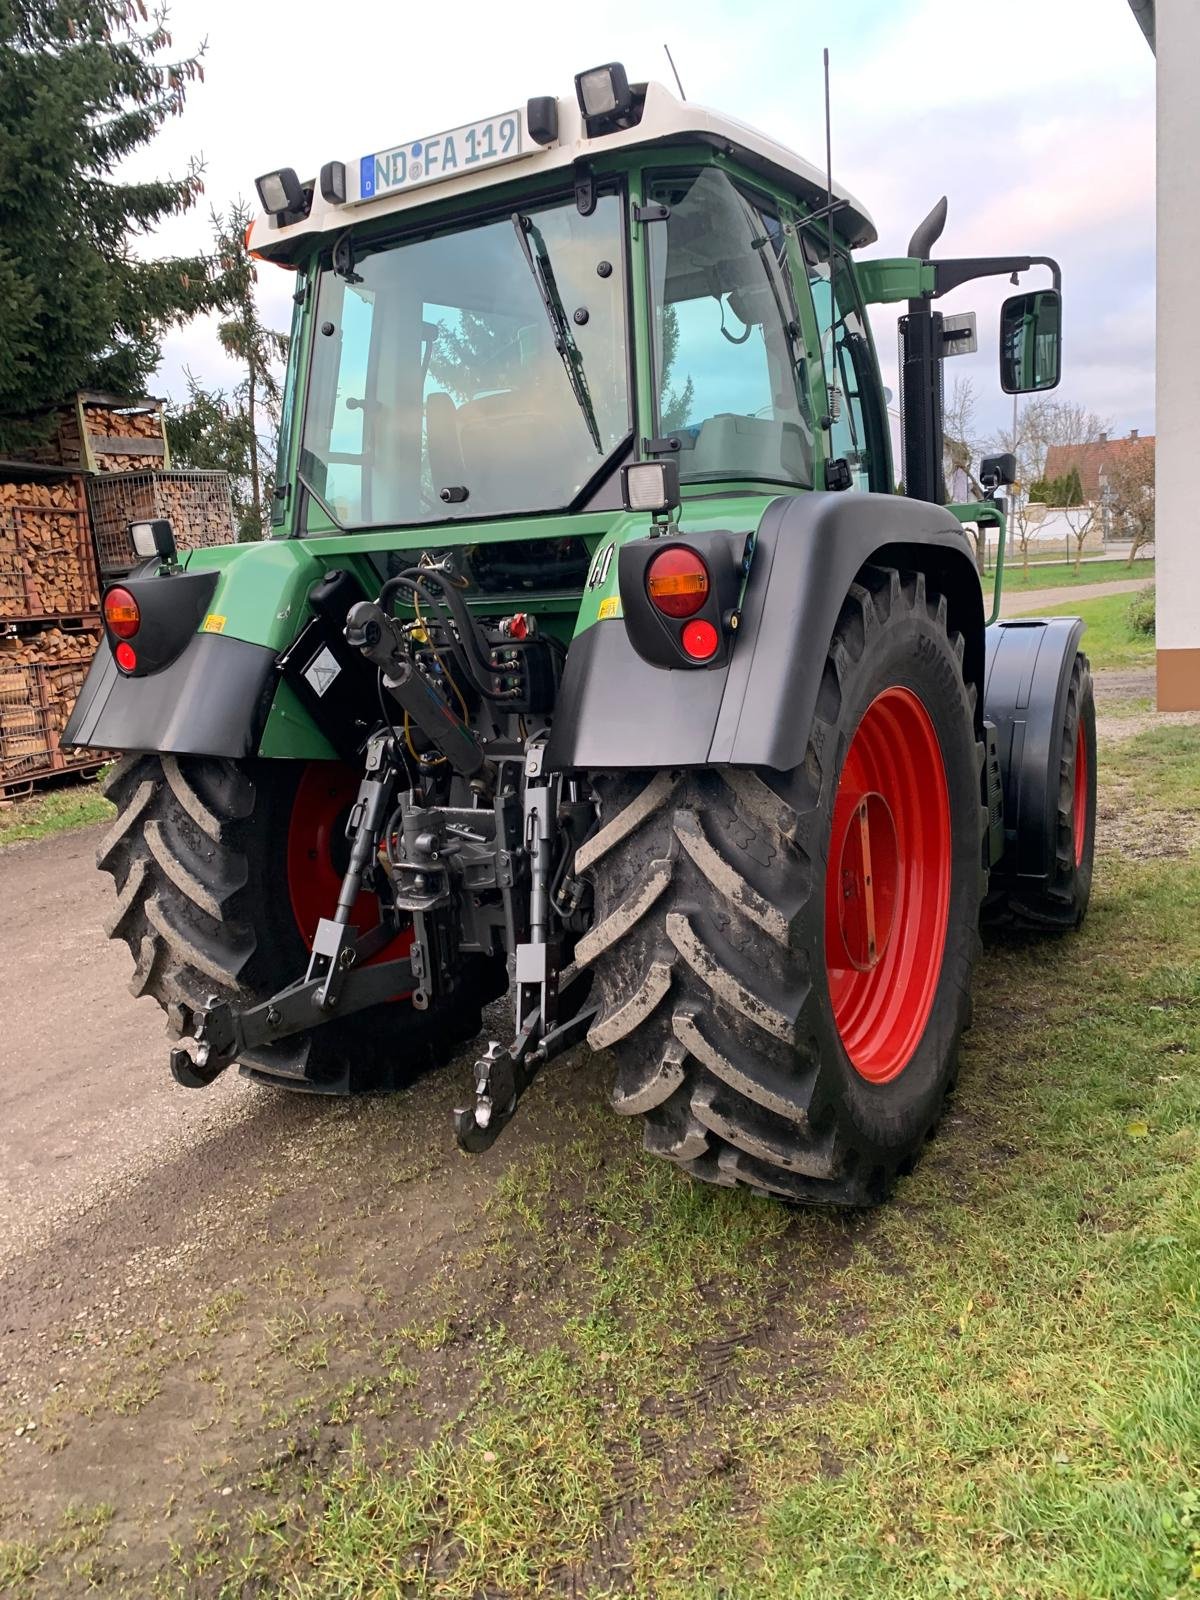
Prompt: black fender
<box><xmin>983</xmin><ymin>616</ymin><xmax>1085</xmax><ymax>892</ymax></box>
<box><xmin>63</xmin><ymin>630</ymin><xmax>279</xmax><ymax>757</ymax></box>
<box><xmin>548</xmin><ymin>491</ymin><xmax>984</xmax><ymax>772</ymax></box>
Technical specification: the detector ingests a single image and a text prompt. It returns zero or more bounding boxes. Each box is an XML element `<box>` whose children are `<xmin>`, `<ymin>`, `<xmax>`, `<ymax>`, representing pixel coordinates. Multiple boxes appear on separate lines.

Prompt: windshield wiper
<box><xmin>511</xmin><ymin>212</ymin><xmax>603</xmax><ymax>454</ymax></box>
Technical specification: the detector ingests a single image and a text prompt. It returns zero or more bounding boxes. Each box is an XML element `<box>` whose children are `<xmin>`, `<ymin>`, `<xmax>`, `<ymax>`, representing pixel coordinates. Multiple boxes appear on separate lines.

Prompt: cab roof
<box><xmin>247</xmin><ymin>79</ymin><xmax>877</xmax><ymax>262</ymax></box>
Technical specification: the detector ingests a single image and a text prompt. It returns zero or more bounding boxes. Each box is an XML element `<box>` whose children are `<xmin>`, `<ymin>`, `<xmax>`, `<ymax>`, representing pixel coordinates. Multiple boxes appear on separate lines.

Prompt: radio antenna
<box><xmin>823</xmin><ymin>47</ymin><xmax>840</xmax><ymax>438</ymax></box>
<box><xmin>664</xmin><ymin>42</ymin><xmax>687</xmax><ymax>100</ymax></box>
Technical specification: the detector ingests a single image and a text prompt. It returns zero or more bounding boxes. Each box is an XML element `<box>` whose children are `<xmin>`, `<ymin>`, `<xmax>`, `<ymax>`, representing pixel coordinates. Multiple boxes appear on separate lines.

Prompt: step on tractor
<box><xmin>66</xmin><ymin>66</ymin><xmax>1097</xmax><ymax>1206</ymax></box>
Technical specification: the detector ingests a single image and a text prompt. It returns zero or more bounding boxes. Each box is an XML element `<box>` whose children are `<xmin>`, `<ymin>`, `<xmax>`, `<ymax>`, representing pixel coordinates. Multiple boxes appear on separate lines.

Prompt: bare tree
<box><xmin>988</xmin><ymin>399</ymin><xmax>1110</xmax><ymax>576</ymax></box>
<box><xmin>1063</xmin><ymin>501</ymin><xmax>1100</xmax><ymax>573</ymax></box>
<box><xmin>1011</xmin><ymin>497</ymin><xmax>1046</xmax><ymax>578</ymax></box>
<box><xmin>989</xmin><ymin>398</ymin><xmax>1109</xmax><ymax>491</ymax></box>
<box><xmin>944</xmin><ymin>378</ymin><xmax>986</xmax><ymax>570</ymax></box>
<box><xmin>1104</xmin><ymin>438</ymin><xmax>1156</xmax><ymax>565</ymax></box>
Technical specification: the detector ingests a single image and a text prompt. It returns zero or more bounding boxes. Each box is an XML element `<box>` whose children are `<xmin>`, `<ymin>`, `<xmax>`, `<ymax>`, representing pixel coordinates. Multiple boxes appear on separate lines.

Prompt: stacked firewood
<box><xmin>85</xmin><ymin>402</ymin><xmax>166</xmax><ymax>473</ymax></box>
<box><xmin>88</xmin><ymin>470</ymin><xmax>235</xmax><ymax>570</ymax></box>
<box><xmin>0</xmin><ymin>627</ymin><xmax>99</xmax><ymax>784</ymax></box>
<box><xmin>0</xmin><ymin>478</ymin><xmax>97</xmax><ymax>619</ymax></box>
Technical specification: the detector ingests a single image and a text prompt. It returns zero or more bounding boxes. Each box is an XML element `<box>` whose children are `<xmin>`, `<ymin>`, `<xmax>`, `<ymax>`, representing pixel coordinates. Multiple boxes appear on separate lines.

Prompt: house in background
<box><xmin>1036</xmin><ymin>428</ymin><xmax>1155</xmax><ymax>549</ymax></box>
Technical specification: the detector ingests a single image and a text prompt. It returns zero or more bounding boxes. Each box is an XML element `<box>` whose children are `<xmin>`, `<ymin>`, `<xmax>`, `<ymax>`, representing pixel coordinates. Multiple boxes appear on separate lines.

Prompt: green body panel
<box><xmin>259</xmin><ymin>676</ymin><xmax>339</xmax><ymax>760</ymax></box>
<box><xmin>182</xmin><ymin>539</ymin><xmax>328</xmax><ymax>649</ymax></box>
<box><xmin>856</xmin><ymin>257</ymin><xmax>936</xmax><ymax>305</ymax></box>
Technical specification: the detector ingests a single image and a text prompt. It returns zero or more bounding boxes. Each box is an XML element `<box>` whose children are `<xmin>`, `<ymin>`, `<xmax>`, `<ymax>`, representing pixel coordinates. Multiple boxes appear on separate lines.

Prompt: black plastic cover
<box><xmin>63</xmin><ymin>632</ymin><xmax>279</xmax><ymax>757</ymax></box>
<box><xmin>983</xmin><ymin>616</ymin><xmax>1085</xmax><ymax>889</ymax></box>
<box><xmin>617</xmin><ymin>529</ymin><xmax>746</xmax><ymax>670</ymax></box>
<box><xmin>549</xmin><ymin>491</ymin><xmax>983</xmax><ymax>773</ymax></box>
<box><xmin>103</xmin><ymin>568</ymin><xmax>219</xmax><ymax>677</ymax></box>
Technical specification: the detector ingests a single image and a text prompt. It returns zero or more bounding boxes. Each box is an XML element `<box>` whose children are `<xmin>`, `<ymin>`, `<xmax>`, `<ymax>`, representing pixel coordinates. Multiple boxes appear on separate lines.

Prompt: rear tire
<box><xmin>986</xmin><ymin>653</ymin><xmax>1096</xmax><ymax>932</ymax></box>
<box><xmin>99</xmin><ymin>755</ymin><xmax>501</xmax><ymax>1092</ymax></box>
<box><xmin>580</xmin><ymin>566</ymin><xmax>986</xmax><ymax>1205</ymax></box>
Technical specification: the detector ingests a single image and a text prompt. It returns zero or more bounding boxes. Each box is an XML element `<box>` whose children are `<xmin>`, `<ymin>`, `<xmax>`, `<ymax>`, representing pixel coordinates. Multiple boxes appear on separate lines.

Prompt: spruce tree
<box><xmin>0</xmin><ymin>0</ymin><xmax>214</xmax><ymax>450</ymax></box>
<box><xmin>168</xmin><ymin>204</ymin><xmax>289</xmax><ymax>540</ymax></box>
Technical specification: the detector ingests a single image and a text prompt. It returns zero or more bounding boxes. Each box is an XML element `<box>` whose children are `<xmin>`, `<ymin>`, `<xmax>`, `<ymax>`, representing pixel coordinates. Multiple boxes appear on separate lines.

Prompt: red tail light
<box><xmin>681</xmin><ymin>619</ymin><xmax>720</xmax><ymax>661</ymax></box>
<box><xmin>114</xmin><ymin>641</ymin><xmax>138</xmax><ymax>672</ymax></box>
<box><xmin>645</xmin><ymin>546</ymin><xmax>709</xmax><ymax>619</ymax></box>
<box><xmin>104</xmin><ymin>586</ymin><xmax>141</xmax><ymax>640</ymax></box>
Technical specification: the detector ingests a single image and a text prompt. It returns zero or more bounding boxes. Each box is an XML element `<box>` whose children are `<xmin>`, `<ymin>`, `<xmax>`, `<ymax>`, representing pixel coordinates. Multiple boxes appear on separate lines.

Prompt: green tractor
<box><xmin>66</xmin><ymin>66</ymin><xmax>1096</xmax><ymax>1205</ymax></box>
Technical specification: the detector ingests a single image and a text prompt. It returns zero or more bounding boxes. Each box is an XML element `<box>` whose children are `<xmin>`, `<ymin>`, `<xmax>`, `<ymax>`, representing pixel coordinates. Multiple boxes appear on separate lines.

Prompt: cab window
<box><xmin>647</xmin><ymin>168</ymin><xmax>814</xmax><ymax>488</ymax></box>
<box><xmin>804</xmin><ymin>234</ymin><xmax>888</xmax><ymax>493</ymax></box>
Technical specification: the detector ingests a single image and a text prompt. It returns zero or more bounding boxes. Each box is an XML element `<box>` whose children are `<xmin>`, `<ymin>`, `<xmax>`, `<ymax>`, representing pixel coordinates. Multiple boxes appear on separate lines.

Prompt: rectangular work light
<box><xmin>130</xmin><ymin>518</ymin><xmax>177</xmax><ymax>564</ymax></box>
<box><xmin>575</xmin><ymin>62</ymin><xmax>633</xmax><ymax>131</ymax></box>
<box><xmin>622</xmin><ymin>460</ymin><xmax>680</xmax><ymax>516</ymax></box>
<box><xmin>255</xmin><ymin>167</ymin><xmax>304</xmax><ymax>217</ymax></box>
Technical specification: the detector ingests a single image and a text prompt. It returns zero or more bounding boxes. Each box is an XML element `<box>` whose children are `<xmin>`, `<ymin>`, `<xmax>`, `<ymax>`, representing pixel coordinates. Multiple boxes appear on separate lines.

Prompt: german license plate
<box><xmin>355</xmin><ymin>111</ymin><xmax>526</xmax><ymax>203</ymax></box>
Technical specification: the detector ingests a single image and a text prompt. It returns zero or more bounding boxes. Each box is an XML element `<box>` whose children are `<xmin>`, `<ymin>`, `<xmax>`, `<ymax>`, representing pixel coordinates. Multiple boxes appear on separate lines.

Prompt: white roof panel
<box><xmin>248</xmin><ymin>80</ymin><xmax>876</xmax><ymax>260</ymax></box>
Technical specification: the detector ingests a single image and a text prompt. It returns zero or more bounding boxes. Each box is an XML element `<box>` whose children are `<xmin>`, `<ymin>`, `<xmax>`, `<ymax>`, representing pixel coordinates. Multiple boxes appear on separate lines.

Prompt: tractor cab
<box><xmin>249</xmin><ymin>70</ymin><xmax>884</xmax><ymax>559</ymax></box>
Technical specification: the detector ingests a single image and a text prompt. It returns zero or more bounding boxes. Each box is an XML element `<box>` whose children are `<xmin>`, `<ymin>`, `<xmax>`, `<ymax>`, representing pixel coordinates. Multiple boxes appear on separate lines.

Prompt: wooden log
<box><xmin>0</xmin><ymin>474</ymin><xmax>96</xmax><ymax>619</ymax></box>
<box><xmin>0</xmin><ymin>625</ymin><xmax>99</xmax><ymax>783</ymax></box>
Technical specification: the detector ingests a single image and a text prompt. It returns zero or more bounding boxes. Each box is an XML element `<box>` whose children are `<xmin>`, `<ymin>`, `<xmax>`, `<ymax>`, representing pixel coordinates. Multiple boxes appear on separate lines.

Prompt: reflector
<box><xmin>681</xmin><ymin>619</ymin><xmax>720</xmax><ymax>661</ymax></box>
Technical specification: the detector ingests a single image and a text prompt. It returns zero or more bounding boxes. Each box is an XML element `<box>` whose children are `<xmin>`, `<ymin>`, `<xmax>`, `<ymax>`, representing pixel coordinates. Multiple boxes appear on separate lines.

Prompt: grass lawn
<box><xmin>4</xmin><ymin>719</ymin><xmax>1195</xmax><ymax>1599</ymax></box>
<box><xmin>1001</xmin><ymin>557</ymin><xmax>1154</xmax><ymax>593</ymax></box>
<box><xmin>0</xmin><ymin>777</ymin><xmax>111</xmax><ymax>846</ymax></box>
<box><xmin>1009</xmin><ymin>590</ymin><xmax>1156</xmax><ymax>672</ymax></box>
<box><xmin>263</xmin><ymin>744</ymin><xmax>1200</xmax><ymax>1600</ymax></box>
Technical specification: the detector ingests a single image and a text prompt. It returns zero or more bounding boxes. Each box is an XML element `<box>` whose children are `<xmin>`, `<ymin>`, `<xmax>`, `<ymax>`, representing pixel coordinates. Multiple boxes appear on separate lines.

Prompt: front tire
<box><xmin>580</xmin><ymin>566</ymin><xmax>986</xmax><ymax>1205</ymax></box>
<box><xmin>99</xmin><ymin>755</ymin><xmax>500</xmax><ymax>1092</ymax></box>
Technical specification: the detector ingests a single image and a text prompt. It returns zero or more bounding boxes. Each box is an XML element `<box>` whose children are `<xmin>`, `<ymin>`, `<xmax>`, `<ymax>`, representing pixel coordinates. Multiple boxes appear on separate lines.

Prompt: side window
<box><xmin>648</xmin><ymin>168</ymin><xmax>813</xmax><ymax>487</ymax></box>
<box><xmin>804</xmin><ymin>236</ymin><xmax>887</xmax><ymax>492</ymax></box>
<box><xmin>301</xmin><ymin>276</ymin><xmax>376</xmax><ymax>524</ymax></box>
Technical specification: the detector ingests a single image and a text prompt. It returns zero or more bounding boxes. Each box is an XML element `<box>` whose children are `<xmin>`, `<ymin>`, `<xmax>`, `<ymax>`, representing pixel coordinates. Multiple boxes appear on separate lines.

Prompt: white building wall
<box><xmin>1156</xmin><ymin>0</ymin><xmax>1200</xmax><ymax>707</ymax></box>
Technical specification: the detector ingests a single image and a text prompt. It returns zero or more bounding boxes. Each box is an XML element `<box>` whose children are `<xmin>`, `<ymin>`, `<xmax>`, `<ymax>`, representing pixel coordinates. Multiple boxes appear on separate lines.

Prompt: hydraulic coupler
<box><xmin>345</xmin><ymin>600</ymin><xmax>485</xmax><ymax>777</ymax></box>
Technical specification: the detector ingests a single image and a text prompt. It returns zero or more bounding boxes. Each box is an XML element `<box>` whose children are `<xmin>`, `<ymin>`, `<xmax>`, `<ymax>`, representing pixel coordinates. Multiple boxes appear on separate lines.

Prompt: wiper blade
<box><xmin>511</xmin><ymin>212</ymin><xmax>603</xmax><ymax>454</ymax></box>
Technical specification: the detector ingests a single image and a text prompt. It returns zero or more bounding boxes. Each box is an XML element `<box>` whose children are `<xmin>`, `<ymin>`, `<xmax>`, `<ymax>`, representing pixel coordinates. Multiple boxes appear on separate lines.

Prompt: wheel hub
<box><xmin>836</xmin><ymin>790</ymin><xmax>898</xmax><ymax>972</ymax></box>
<box><xmin>824</xmin><ymin>686</ymin><xmax>952</xmax><ymax>1084</ymax></box>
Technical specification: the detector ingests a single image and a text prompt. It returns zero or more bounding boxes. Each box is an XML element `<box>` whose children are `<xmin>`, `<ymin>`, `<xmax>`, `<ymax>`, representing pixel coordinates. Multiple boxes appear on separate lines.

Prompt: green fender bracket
<box><xmin>946</xmin><ymin>501</ymin><xmax>1006</xmax><ymax>625</ymax></box>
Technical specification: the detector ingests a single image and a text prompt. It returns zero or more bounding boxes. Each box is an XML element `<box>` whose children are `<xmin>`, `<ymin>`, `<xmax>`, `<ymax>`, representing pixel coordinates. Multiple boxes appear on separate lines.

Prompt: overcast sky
<box><xmin>136</xmin><ymin>0</ymin><xmax>1155</xmax><ymax>450</ymax></box>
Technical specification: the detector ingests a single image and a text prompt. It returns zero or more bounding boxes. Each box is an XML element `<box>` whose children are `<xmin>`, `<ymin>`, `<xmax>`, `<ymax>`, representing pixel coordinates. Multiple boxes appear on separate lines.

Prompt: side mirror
<box><xmin>1000</xmin><ymin>289</ymin><xmax>1061</xmax><ymax>394</ymax></box>
<box><xmin>980</xmin><ymin>452</ymin><xmax>1017</xmax><ymax>493</ymax></box>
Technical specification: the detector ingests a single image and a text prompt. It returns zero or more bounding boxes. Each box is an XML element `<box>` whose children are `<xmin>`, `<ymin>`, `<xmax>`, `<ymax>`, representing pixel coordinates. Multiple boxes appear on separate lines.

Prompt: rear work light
<box><xmin>103</xmin><ymin>586</ymin><xmax>141</xmax><ymax>640</ymax></box>
<box><xmin>645</xmin><ymin>546</ymin><xmax>710</xmax><ymax>619</ymax></box>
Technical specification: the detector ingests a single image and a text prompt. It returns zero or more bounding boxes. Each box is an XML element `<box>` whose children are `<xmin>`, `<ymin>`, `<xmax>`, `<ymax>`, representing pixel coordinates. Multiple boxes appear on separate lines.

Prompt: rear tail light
<box><xmin>681</xmin><ymin>619</ymin><xmax>720</xmax><ymax>661</ymax></box>
<box><xmin>645</xmin><ymin>546</ymin><xmax>710</xmax><ymax>619</ymax></box>
<box><xmin>114</xmin><ymin>642</ymin><xmax>138</xmax><ymax>672</ymax></box>
<box><xmin>103</xmin><ymin>586</ymin><xmax>141</xmax><ymax>640</ymax></box>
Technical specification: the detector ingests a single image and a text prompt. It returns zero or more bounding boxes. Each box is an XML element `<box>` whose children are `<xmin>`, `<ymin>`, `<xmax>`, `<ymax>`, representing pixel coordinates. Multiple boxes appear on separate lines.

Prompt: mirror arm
<box><xmin>928</xmin><ymin>255</ymin><xmax>1061</xmax><ymax>298</ymax></box>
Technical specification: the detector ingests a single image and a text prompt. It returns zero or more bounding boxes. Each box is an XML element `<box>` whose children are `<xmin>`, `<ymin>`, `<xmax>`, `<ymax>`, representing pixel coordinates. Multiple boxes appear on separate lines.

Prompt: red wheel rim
<box><xmin>824</xmin><ymin>687</ymin><xmax>952</xmax><ymax>1084</ymax></box>
<box><xmin>1073</xmin><ymin>718</ymin><xmax>1088</xmax><ymax>868</ymax></box>
<box><xmin>286</xmin><ymin>763</ymin><xmax>412</xmax><ymax>974</ymax></box>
